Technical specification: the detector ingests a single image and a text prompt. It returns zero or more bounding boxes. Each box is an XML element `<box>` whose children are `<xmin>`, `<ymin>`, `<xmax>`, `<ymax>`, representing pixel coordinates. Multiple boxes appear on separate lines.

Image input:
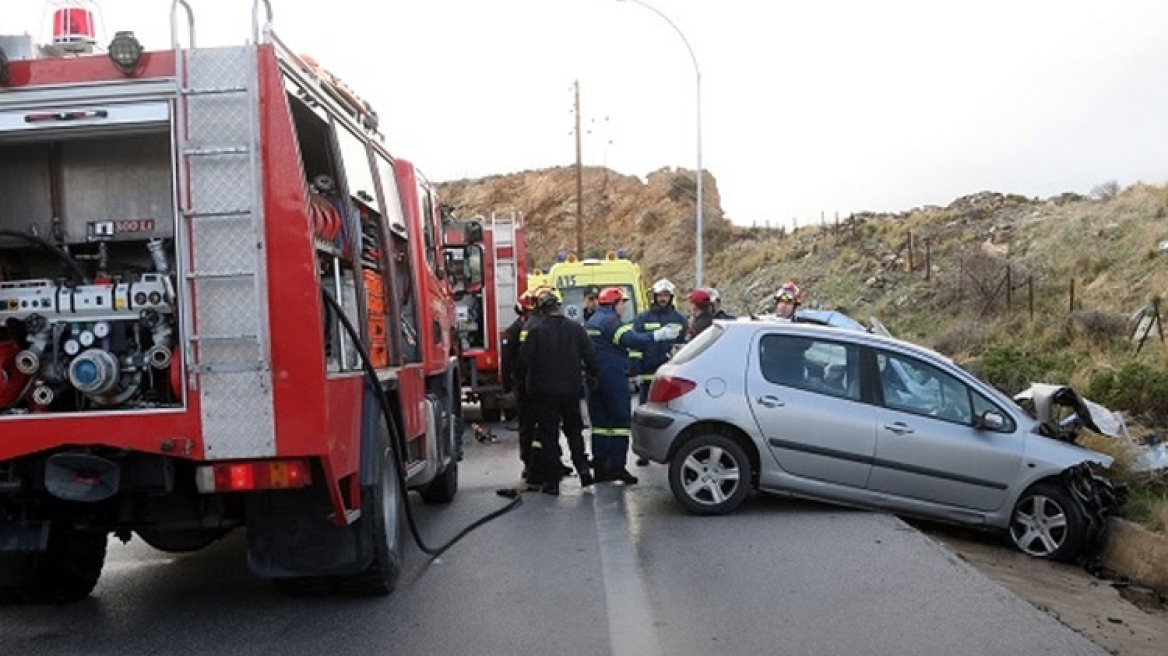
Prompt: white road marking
<box><xmin>593</xmin><ymin>485</ymin><xmax>663</xmax><ymax>656</ymax></box>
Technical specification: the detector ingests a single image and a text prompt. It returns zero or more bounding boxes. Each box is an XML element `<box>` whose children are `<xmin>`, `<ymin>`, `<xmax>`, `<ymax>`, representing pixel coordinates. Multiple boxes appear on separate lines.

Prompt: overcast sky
<box><xmin>8</xmin><ymin>0</ymin><xmax>1168</xmax><ymax>226</ymax></box>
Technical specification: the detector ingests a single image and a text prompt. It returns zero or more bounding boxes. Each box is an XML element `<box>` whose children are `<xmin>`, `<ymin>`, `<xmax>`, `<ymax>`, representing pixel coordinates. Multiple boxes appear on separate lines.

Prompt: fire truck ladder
<box><xmin>490</xmin><ymin>213</ymin><xmax>521</xmax><ymax>356</ymax></box>
<box><xmin>174</xmin><ymin>39</ymin><xmax>276</xmax><ymax>460</ymax></box>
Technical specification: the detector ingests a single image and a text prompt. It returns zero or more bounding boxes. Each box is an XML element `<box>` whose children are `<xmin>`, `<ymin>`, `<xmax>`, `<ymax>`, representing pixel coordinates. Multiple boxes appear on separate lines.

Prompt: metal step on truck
<box><xmin>0</xmin><ymin>0</ymin><xmax>463</xmax><ymax>601</ymax></box>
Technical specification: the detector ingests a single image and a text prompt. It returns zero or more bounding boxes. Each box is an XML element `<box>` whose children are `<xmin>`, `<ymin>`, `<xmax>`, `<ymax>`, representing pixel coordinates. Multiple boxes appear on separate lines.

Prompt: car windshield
<box><xmin>671</xmin><ymin>323</ymin><xmax>724</xmax><ymax>365</ymax></box>
<box><xmin>560</xmin><ymin>284</ymin><xmax>637</xmax><ymax>323</ymax></box>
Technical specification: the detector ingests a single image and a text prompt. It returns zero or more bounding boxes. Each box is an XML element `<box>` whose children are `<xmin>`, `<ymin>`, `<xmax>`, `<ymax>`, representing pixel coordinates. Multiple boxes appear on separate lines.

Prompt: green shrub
<box><xmin>1116</xmin><ymin>477</ymin><xmax>1168</xmax><ymax>532</ymax></box>
<box><xmin>1087</xmin><ymin>362</ymin><xmax>1168</xmax><ymax>420</ymax></box>
<box><xmin>966</xmin><ymin>346</ymin><xmax>1076</xmax><ymax>394</ymax></box>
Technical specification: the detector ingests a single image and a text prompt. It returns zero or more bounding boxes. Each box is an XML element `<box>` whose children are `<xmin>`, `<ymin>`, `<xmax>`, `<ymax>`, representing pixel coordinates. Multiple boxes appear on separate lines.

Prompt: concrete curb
<box><xmin>1101</xmin><ymin>518</ymin><xmax>1168</xmax><ymax>593</ymax></box>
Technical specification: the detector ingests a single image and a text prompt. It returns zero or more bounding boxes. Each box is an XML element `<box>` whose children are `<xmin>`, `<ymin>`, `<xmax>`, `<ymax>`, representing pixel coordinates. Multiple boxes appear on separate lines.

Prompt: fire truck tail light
<box><xmin>195</xmin><ymin>459</ymin><xmax>312</xmax><ymax>493</ymax></box>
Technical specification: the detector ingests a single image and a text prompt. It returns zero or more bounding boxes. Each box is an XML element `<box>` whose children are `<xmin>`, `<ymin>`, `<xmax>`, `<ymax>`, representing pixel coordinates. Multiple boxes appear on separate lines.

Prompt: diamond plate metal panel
<box><xmin>189</xmin><ymin>155</ymin><xmax>251</xmax><ymax>215</ymax></box>
<box><xmin>200</xmin><ymin>370</ymin><xmax>275</xmax><ymax>460</ymax></box>
<box><xmin>187</xmin><ymin>47</ymin><xmax>251</xmax><ymax>90</ymax></box>
<box><xmin>191</xmin><ymin>218</ymin><xmax>257</xmax><ymax>274</ymax></box>
<box><xmin>198</xmin><ymin>341</ymin><xmax>262</xmax><ymax>366</ymax></box>
<box><xmin>194</xmin><ymin>277</ymin><xmax>259</xmax><ymax>337</ymax></box>
<box><xmin>188</xmin><ymin>94</ymin><xmax>250</xmax><ymax>147</ymax></box>
<box><xmin>180</xmin><ymin>45</ymin><xmax>275</xmax><ymax>460</ymax></box>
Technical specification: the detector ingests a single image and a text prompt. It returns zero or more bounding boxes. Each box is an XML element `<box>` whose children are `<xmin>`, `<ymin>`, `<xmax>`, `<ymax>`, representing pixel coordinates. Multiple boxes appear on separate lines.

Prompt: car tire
<box><xmin>1008</xmin><ymin>481</ymin><xmax>1086</xmax><ymax>561</ymax></box>
<box><xmin>668</xmin><ymin>432</ymin><xmax>751</xmax><ymax>516</ymax></box>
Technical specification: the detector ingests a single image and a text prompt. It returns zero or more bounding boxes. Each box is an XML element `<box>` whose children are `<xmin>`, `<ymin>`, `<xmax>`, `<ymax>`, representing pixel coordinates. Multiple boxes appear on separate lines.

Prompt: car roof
<box><xmin>713</xmin><ymin>317</ymin><xmax>953</xmax><ymax>365</ymax></box>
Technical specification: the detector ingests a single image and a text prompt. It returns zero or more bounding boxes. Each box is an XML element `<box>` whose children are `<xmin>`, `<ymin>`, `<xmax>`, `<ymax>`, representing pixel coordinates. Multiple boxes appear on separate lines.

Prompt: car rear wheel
<box><xmin>1008</xmin><ymin>482</ymin><xmax>1086</xmax><ymax>561</ymax></box>
<box><xmin>668</xmin><ymin>433</ymin><xmax>751</xmax><ymax>515</ymax></box>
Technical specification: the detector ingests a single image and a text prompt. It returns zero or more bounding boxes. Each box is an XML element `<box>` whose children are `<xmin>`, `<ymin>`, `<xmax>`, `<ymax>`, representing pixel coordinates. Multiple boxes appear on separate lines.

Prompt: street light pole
<box><xmin>616</xmin><ymin>0</ymin><xmax>703</xmax><ymax>288</ymax></box>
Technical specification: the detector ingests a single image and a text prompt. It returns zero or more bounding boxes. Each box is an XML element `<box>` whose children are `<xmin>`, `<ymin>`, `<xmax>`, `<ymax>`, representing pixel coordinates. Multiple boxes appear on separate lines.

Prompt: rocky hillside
<box><xmin>438</xmin><ymin>166</ymin><xmax>730</xmax><ymax>291</ymax></box>
<box><xmin>439</xmin><ymin>168</ymin><xmax>1168</xmax><ymax>422</ymax></box>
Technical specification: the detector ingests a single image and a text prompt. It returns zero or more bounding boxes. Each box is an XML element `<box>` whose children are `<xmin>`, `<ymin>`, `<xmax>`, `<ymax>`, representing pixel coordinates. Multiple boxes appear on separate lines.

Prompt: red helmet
<box><xmin>688</xmin><ymin>289</ymin><xmax>711</xmax><ymax>305</ymax></box>
<box><xmin>515</xmin><ymin>291</ymin><xmax>535</xmax><ymax>313</ymax></box>
<box><xmin>598</xmin><ymin>287</ymin><xmax>628</xmax><ymax>305</ymax></box>
<box><xmin>774</xmin><ymin>282</ymin><xmax>803</xmax><ymax>305</ymax></box>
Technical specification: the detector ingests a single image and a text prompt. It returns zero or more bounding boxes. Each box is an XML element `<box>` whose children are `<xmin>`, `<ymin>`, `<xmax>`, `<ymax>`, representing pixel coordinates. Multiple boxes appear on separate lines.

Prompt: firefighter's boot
<box><xmin>612</xmin><ymin>467</ymin><xmax>639</xmax><ymax>485</ymax></box>
<box><xmin>576</xmin><ymin>460</ymin><xmax>595</xmax><ymax>487</ymax></box>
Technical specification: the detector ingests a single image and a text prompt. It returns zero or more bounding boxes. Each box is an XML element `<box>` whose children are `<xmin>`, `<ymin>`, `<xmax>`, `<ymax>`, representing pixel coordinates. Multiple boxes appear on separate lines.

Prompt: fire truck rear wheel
<box><xmin>348</xmin><ymin>442</ymin><xmax>404</xmax><ymax>595</ymax></box>
<box><xmin>0</xmin><ymin>526</ymin><xmax>107</xmax><ymax>603</ymax></box>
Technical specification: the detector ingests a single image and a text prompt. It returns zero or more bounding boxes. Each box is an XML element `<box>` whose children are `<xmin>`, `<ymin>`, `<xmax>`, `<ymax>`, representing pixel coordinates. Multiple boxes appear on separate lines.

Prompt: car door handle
<box><xmin>883</xmin><ymin>422</ymin><xmax>914</xmax><ymax>435</ymax></box>
<box><xmin>756</xmin><ymin>395</ymin><xmax>784</xmax><ymax>408</ymax></box>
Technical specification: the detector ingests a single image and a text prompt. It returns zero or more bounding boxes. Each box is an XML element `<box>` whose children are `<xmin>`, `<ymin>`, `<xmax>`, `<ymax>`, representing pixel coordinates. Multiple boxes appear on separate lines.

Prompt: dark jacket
<box><xmin>689</xmin><ymin>311</ymin><xmax>713</xmax><ymax>339</ymax></box>
<box><xmin>520</xmin><ymin>314</ymin><xmax>596</xmax><ymax>396</ymax></box>
<box><xmin>500</xmin><ymin>315</ymin><xmax>526</xmax><ymax>391</ymax></box>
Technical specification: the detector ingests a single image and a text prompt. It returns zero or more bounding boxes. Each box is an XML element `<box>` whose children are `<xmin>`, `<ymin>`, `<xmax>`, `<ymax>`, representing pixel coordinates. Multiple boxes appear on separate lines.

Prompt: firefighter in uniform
<box><xmin>520</xmin><ymin>290</ymin><xmax>597</xmax><ymax>494</ymax></box>
<box><xmin>501</xmin><ymin>291</ymin><xmax>537</xmax><ymax>481</ymax></box>
<box><xmin>631</xmin><ymin>278</ymin><xmax>687</xmax><ymax>404</ymax></box>
<box><xmin>585</xmin><ymin>287</ymin><xmax>679</xmax><ymax>484</ymax></box>
<box><xmin>708</xmin><ymin>288</ymin><xmax>736</xmax><ymax>320</ymax></box>
<box><xmin>773</xmin><ymin>281</ymin><xmax>803</xmax><ymax>319</ymax></box>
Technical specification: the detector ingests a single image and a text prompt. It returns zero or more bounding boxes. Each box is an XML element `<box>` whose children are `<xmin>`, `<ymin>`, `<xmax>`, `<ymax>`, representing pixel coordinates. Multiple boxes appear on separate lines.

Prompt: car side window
<box><xmin>877</xmin><ymin>352</ymin><xmax>972</xmax><ymax>424</ymax></box>
<box><xmin>972</xmin><ymin>390</ymin><xmax>1017</xmax><ymax>432</ymax></box>
<box><xmin>760</xmin><ymin>335</ymin><xmax>860</xmax><ymax>401</ymax></box>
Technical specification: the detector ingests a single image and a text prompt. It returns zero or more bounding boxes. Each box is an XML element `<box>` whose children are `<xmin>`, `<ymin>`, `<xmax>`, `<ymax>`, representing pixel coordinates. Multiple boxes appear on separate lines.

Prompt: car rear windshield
<box><xmin>671</xmin><ymin>323</ymin><xmax>724</xmax><ymax>365</ymax></box>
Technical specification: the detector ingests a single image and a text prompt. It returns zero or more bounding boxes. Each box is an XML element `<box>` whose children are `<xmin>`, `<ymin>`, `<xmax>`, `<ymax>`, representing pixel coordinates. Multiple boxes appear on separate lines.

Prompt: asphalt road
<box><xmin>0</xmin><ymin>419</ymin><xmax>1108</xmax><ymax>656</ymax></box>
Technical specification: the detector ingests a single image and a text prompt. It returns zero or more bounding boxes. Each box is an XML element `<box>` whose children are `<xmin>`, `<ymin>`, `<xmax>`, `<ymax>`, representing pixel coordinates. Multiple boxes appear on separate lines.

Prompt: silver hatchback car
<box><xmin>632</xmin><ymin>320</ymin><xmax>1120</xmax><ymax>561</ymax></box>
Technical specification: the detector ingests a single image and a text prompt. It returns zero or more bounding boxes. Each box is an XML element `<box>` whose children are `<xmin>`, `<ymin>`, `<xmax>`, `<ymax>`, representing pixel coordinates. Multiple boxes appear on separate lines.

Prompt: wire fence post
<box><xmin>1028</xmin><ymin>275</ymin><xmax>1034</xmax><ymax>322</ymax></box>
<box><xmin>1005</xmin><ymin>265</ymin><xmax>1012</xmax><ymax>309</ymax></box>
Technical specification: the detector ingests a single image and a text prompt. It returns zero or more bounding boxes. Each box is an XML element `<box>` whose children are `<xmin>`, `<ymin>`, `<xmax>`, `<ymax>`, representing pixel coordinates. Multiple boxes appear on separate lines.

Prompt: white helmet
<box><xmin>707</xmin><ymin>288</ymin><xmax>721</xmax><ymax>304</ymax></box>
<box><xmin>650</xmin><ymin>278</ymin><xmax>676</xmax><ymax>296</ymax></box>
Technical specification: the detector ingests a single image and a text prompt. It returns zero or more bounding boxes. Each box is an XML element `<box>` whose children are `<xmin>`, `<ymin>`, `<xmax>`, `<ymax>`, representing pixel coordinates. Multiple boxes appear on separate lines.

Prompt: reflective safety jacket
<box><xmin>630</xmin><ymin>304</ymin><xmax>687</xmax><ymax>382</ymax></box>
<box><xmin>585</xmin><ymin>306</ymin><xmax>656</xmax><ymax>428</ymax></box>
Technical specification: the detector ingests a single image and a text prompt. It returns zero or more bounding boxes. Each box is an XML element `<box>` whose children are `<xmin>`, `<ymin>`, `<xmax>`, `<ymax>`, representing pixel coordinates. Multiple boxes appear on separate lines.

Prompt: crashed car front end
<box><xmin>1063</xmin><ymin>462</ymin><xmax>1127</xmax><ymax>563</ymax></box>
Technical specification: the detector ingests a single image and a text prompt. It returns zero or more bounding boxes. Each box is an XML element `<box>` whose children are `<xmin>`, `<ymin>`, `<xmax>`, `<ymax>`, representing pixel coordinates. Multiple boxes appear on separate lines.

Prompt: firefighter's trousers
<box><xmin>516</xmin><ymin>384</ymin><xmax>535</xmax><ymax>468</ymax></box>
<box><xmin>587</xmin><ymin>367</ymin><xmax>633</xmax><ymax>472</ymax></box>
<box><xmin>530</xmin><ymin>393</ymin><xmax>588</xmax><ymax>484</ymax></box>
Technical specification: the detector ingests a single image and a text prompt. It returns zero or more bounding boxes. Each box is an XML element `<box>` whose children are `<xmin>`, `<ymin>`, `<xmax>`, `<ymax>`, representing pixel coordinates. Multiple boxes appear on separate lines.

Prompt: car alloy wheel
<box><xmin>668</xmin><ymin>432</ymin><xmax>751</xmax><ymax>515</ymax></box>
<box><xmin>1008</xmin><ymin>482</ymin><xmax>1086</xmax><ymax>561</ymax></box>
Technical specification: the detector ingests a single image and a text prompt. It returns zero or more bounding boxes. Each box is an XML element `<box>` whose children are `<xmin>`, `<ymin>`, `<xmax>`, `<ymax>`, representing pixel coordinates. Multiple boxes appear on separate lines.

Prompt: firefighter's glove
<box><xmin>652</xmin><ymin>325</ymin><xmax>681</xmax><ymax>342</ymax></box>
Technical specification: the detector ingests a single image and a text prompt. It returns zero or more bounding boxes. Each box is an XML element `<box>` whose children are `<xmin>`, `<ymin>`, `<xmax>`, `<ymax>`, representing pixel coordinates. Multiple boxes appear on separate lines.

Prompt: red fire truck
<box><xmin>0</xmin><ymin>2</ymin><xmax>462</xmax><ymax>601</ymax></box>
<box><xmin>443</xmin><ymin>213</ymin><xmax>527</xmax><ymax>422</ymax></box>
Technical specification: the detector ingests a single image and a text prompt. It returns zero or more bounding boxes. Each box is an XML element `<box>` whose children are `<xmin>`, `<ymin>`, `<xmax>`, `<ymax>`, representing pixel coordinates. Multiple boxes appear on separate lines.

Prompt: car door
<box><xmin>746</xmin><ymin>331</ymin><xmax>876</xmax><ymax>488</ymax></box>
<box><xmin>868</xmin><ymin>349</ymin><xmax>1023</xmax><ymax>511</ymax></box>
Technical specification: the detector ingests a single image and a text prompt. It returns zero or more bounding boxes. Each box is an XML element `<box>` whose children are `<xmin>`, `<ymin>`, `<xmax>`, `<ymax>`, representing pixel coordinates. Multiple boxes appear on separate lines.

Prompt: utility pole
<box><xmin>574</xmin><ymin>79</ymin><xmax>584</xmax><ymax>256</ymax></box>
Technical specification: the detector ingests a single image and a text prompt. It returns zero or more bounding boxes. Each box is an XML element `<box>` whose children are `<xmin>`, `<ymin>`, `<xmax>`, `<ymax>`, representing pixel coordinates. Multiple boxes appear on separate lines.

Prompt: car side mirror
<box><xmin>974</xmin><ymin>410</ymin><xmax>1006</xmax><ymax>432</ymax></box>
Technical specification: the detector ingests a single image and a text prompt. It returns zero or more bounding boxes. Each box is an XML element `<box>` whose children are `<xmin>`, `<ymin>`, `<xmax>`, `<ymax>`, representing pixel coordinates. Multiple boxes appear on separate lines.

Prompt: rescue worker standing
<box><xmin>582</xmin><ymin>285</ymin><xmax>601</xmax><ymax>321</ymax></box>
<box><xmin>520</xmin><ymin>291</ymin><xmax>597</xmax><ymax>494</ymax></box>
<box><xmin>687</xmin><ymin>288</ymin><xmax>716</xmax><ymax>339</ymax></box>
<box><xmin>501</xmin><ymin>291</ymin><xmax>537</xmax><ymax>481</ymax></box>
<box><xmin>709</xmin><ymin>288</ymin><xmax>736</xmax><ymax>320</ymax></box>
<box><xmin>632</xmin><ymin>279</ymin><xmax>688</xmax><ymax>403</ymax></box>
<box><xmin>774</xmin><ymin>281</ymin><xmax>803</xmax><ymax>319</ymax></box>
<box><xmin>586</xmin><ymin>287</ymin><xmax>679</xmax><ymax>484</ymax></box>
